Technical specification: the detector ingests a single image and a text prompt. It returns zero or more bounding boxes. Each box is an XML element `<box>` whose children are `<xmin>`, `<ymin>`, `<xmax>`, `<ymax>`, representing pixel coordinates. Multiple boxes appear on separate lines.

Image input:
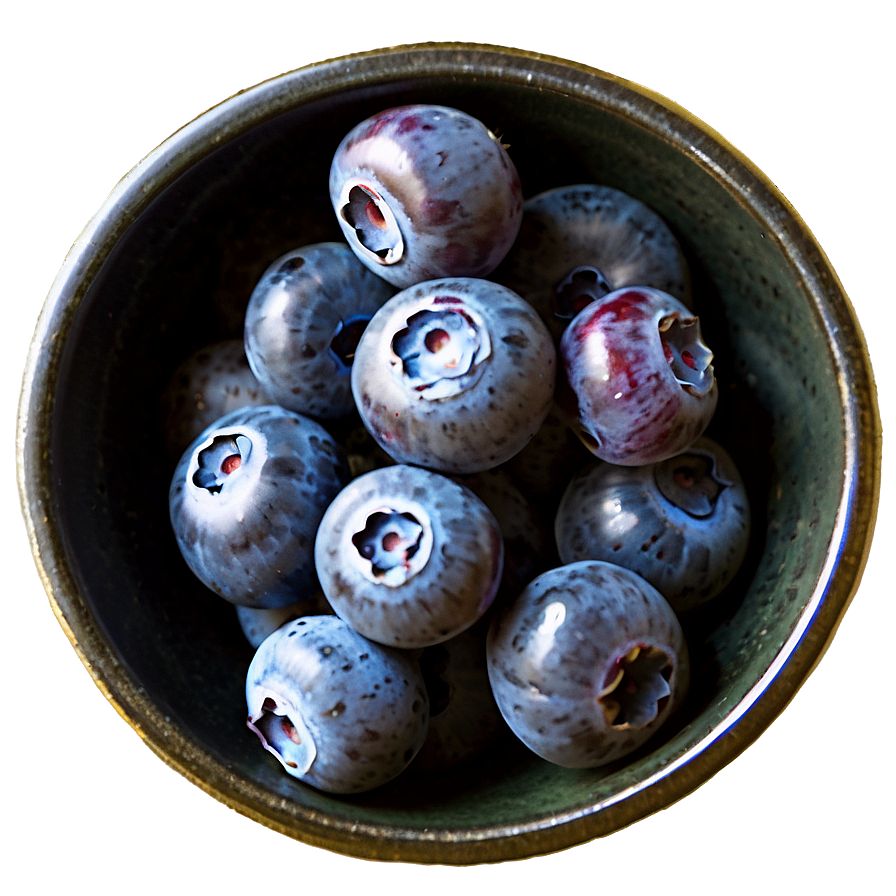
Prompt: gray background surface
<box><xmin>4</xmin><ymin>4</ymin><xmax>890</xmax><ymax>891</ymax></box>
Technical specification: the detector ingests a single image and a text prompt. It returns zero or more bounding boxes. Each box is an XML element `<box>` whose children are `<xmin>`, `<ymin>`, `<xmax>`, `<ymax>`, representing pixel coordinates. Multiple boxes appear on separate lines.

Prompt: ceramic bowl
<box><xmin>17</xmin><ymin>43</ymin><xmax>881</xmax><ymax>863</ymax></box>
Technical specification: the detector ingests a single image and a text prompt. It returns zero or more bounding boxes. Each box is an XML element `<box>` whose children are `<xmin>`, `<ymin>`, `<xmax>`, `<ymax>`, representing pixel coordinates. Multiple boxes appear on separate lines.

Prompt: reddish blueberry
<box><xmin>559</xmin><ymin>286</ymin><xmax>717</xmax><ymax>465</ymax></box>
<box><xmin>329</xmin><ymin>105</ymin><xmax>523</xmax><ymax>287</ymax></box>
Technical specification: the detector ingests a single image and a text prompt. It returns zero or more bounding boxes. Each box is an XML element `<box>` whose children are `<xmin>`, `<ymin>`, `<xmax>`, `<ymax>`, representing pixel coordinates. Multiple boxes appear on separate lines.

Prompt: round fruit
<box><xmin>555</xmin><ymin>437</ymin><xmax>751</xmax><ymax>612</ymax></box>
<box><xmin>487</xmin><ymin>560</ymin><xmax>689</xmax><ymax>768</ymax></box>
<box><xmin>169</xmin><ymin>405</ymin><xmax>350</xmax><ymax>609</ymax></box>
<box><xmin>314</xmin><ymin>464</ymin><xmax>504</xmax><ymax>649</ymax></box>
<box><xmin>329</xmin><ymin>104</ymin><xmax>522</xmax><ymax>287</ymax></box>
<box><xmin>243</xmin><ymin>242</ymin><xmax>394</xmax><ymax>420</ymax></box>
<box><xmin>351</xmin><ymin>277</ymin><xmax>556</xmax><ymax>473</ymax></box>
<box><xmin>559</xmin><ymin>286</ymin><xmax>717</xmax><ymax>465</ymax></box>
<box><xmin>246</xmin><ymin>615</ymin><xmax>429</xmax><ymax>793</ymax></box>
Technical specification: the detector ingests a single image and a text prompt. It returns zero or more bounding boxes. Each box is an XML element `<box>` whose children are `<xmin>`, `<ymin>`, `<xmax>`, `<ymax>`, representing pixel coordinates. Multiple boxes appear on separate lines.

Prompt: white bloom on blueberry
<box><xmin>314</xmin><ymin>465</ymin><xmax>504</xmax><ymax>649</ymax></box>
<box><xmin>559</xmin><ymin>285</ymin><xmax>717</xmax><ymax>465</ymax></box>
<box><xmin>487</xmin><ymin>560</ymin><xmax>689</xmax><ymax>768</ymax></box>
<box><xmin>330</xmin><ymin>104</ymin><xmax>523</xmax><ymax>287</ymax></box>
<box><xmin>351</xmin><ymin>277</ymin><xmax>556</xmax><ymax>473</ymax></box>
<box><xmin>169</xmin><ymin>405</ymin><xmax>350</xmax><ymax>608</ymax></box>
<box><xmin>244</xmin><ymin>242</ymin><xmax>394</xmax><ymax>420</ymax></box>
<box><xmin>246</xmin><ymin>615</ymin><xmax>429</xmax><ymax>793</ymax></box>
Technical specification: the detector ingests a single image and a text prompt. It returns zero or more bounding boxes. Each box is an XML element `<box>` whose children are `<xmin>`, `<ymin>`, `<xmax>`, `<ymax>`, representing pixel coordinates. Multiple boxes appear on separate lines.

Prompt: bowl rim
<box><xmin>16</xmin><ymin>41</ymin><xmax>882</xmax><ymax>864</ymax></box>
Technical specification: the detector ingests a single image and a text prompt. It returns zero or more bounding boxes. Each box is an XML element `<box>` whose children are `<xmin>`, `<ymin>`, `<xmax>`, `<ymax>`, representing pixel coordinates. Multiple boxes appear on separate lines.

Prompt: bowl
<box><xmin>17</xmin><ymin>42</ymin><xmax>881</xmax><ymax>863</ymax></box>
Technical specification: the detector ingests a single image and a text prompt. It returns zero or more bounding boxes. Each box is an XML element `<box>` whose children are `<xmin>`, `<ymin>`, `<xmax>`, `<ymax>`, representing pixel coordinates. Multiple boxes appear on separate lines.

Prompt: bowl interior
<box><xmin>35</xmin><ymin>48</ymin><xmax>854</xmax><ymax>858</ymax></box>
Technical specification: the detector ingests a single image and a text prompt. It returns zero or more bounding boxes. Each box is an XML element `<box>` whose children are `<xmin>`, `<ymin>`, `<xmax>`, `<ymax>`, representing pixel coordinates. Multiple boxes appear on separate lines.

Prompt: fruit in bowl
<box><xmin>18</xmin><ymin>43</ymin><xmax>880</xmax><ymax>864</ymax></box>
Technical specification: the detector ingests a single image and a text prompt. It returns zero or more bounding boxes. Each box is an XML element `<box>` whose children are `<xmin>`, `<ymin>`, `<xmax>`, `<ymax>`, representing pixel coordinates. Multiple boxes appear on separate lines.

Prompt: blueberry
<box><xmin>243</xmin><ymin>242</ymin><xmax>394</xmax><ymax>420</ymax></box>
<box><xmin>559</xmin><ymin>286</ymin><xmax>718</xmax><ymax>465</ymax></box>
<box><xmin>351</xmin><ymin>277</ymin><xmax>556</xmax><ymax>473</ymax></box>
<box><xmin>555</xmin><ymin>437</ymin><xmax>751</xmax><ymax>612</ymax></box>
<box><xmin>235</xmin><ymin>589</ymin><xmax>334</xmax><ymax>648</ymax></box>
<box><xmin>314</xmin><ymin>464</ymin><xmax>504</xmax><ymax>648</ymax></box>
<box><xmin>169</xmin><ymin>405</ymin><xmax>350</xmax><ymax>608</ymax></box>
<box><xmin>246</xmin><ymin>615</ymin><xmax>429</xmax><ymax>793</ymax></box>
<box><xmin>161</xmin><ymin>339</ymin><xmax>271</xmax><ymax>460</ymax></box>
<box><xmin>487</xmin><ymin>560</ymin><xmax>689</xmax><ymax>768</ymax></box>
<box><xmin>329</xmin><ymin>105</ymin><xmax>523</xmax><ymax>287</ymax></box>
<box><xmin>494</xmin><ymin>184</ymin><xmax>692</xmax><ymax>343</ymax></box>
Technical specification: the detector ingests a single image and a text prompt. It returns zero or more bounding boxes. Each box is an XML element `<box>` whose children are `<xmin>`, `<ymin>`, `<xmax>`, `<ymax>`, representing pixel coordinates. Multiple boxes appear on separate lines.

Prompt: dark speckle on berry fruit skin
<box><xmin>487</xmin><ymin>560</ymin><xmax>689</xmax><ymax>769</ymax></box>
<box><xmin>169</xmin><ymin>405</ymin><xmax>350</xmax><ymax>609</ymax></box>
<box><xmin>244</xmin><ymin>242</ymin><xmax>394</xmax><ymax>421</ymax></box>
<box><xmin>555</xmin><ymin>437</ymin><xmax>751</xmax><ymax>613</ymax></box>
<box><xmin>246</xmin><ymin>615</ymin><xmax>429</xmax><ymax>794</ymax></box>
<box><xmin>351</xmin><ymin>278</ymin><xmax>556</xmax><ymax>474</ymax></box>
<box><xmin>330</xmin><ymin>105</ymin><xmax>522</xmax><ymax>288</ymax></box>
<box><xmin>315</xmin><ymin>465</ymin><xmax>504</xmax><ymax>648</ymax></box>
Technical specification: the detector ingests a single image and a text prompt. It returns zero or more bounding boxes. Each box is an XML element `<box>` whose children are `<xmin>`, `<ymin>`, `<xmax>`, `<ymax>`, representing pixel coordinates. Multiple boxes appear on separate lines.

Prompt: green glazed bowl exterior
<box><xmin>17</xmin><ymin>43</ymin><xmax>881</xmax><ymax>863</ymax></box>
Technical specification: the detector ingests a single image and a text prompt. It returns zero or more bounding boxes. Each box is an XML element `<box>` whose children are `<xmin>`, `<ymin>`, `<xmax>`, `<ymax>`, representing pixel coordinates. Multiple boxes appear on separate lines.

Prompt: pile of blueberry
<box><xmin>167</xmin><ymin>104</ymin><xmax>751</xmax><ymax>794</ymax></box>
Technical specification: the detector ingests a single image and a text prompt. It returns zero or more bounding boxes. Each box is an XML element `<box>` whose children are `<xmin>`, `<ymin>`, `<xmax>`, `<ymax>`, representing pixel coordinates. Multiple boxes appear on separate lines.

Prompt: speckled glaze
<box><xmin>555</xmin><ymin>437</ymin><xmax>751</xmax><ymax>613</ymax></box>
<box><xmin>17</xmin><ymin>43</ymin><xmax>881</xmax><ymax>863</ymax></box>
<box><xmin>314</xmin><ymin>464</ymin><xmax>504</xmax><ymax>648</ymax></box>
<box><xmin>494</xmin><ymin>184</ymin><xmax>692</xmax><ymax>343</ymax></box>
<box><xmin>352</xmin><ymin>277</ymin><xmax>556</xmax><ymax>473</ymax></box>
<box><xmin>246</xmin><ymin>615</ymin><xmax>429</xmax><ymax>793</ymax></box>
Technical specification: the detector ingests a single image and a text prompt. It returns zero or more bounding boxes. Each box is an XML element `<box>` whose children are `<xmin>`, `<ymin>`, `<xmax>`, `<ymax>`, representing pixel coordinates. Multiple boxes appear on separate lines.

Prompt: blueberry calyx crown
<box><xmin>551</xmin><ymin>265</ymin><xmax>612</xmax><ymax>321</ymax></box>
<box><xmin>654</xmin><ymin>451</ymin><xmax>726</xmax><ymax>518</ymax></box>
<box><xmin>658</xmin><ymin>313</ymin><xmax>714</xmax><ymax>395</ymax></box>
<box><xmin>391</xmin><ymin>302</ymin><xmax>491</xmax><ymax>400</ymax></box>
<box><xmin>247</xmin><ymin>695</ymin><xmax>317</xmax><ymax>776</ymax></box>
<box><xmin>350</xmin><ymin>507</ymin><xmax>433</xmax><ymax>587</ymax></box>
<box><xmin>597</xmin><ymin>644</ymin><xmax>673</xmax><ymax>728</ymax></box>
<box><xmin>192</xmin><ymin>433</ymin><xmax>252</xmax><ymax>493</ymax></box>
<box><xmin>338</xmin><ymin>181</ymin><xmax>404</xmax><ymax>266</ymax></box>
